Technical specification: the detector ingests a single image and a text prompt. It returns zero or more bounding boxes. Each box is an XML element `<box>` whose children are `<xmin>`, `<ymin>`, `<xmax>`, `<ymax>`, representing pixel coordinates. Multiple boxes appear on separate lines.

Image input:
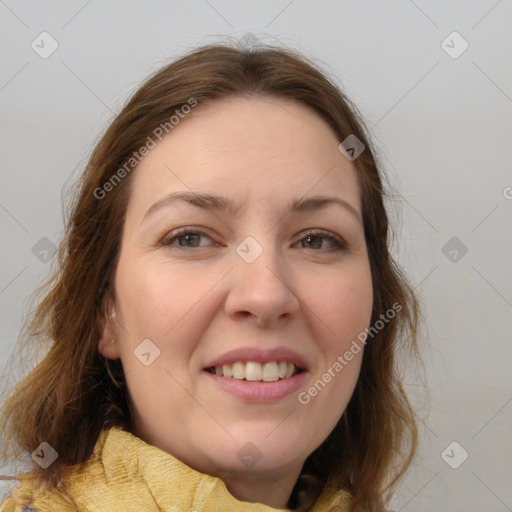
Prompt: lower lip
<box><xmin>203</xmin><ymin>370</ymin><xmax>308</xmax><ymax>402</ymax></box>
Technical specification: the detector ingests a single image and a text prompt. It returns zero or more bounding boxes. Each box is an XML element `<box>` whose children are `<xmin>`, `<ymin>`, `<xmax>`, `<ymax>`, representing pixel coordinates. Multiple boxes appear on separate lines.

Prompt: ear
<box><xmin>97</xmin><ymin>295</ymin><xmax>121</xmax><ymax>359</ymax></box>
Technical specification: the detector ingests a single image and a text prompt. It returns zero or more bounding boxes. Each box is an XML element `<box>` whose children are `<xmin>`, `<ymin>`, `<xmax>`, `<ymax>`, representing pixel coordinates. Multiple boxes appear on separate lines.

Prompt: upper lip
<box><xmin>204</xmin><ymin>346</ymin><xmax>309</xmax><ymax>371</ymax></box>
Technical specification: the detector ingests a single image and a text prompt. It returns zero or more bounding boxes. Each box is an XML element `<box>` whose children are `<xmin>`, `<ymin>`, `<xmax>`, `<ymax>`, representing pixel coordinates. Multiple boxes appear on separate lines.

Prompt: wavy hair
<box><xmin>0</xmin><ymin>40</ymin><xmax>424</xmax><ymax>511</ymax></box>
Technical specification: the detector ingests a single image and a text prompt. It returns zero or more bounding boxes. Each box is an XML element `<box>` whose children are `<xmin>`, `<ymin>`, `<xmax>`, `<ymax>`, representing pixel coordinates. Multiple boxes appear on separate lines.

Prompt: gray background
<box><xmin>1</xmin><ymin>1</ymin><xmax>511</xmax><ymax>510</ymax></box>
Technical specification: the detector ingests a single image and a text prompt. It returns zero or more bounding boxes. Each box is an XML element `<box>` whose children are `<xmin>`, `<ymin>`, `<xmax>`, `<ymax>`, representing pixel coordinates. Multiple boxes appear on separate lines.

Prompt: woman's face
<box><xmin>99</xmin><ymin>96</ymin><xmax>373</xmax><ymax>503</ymax></box>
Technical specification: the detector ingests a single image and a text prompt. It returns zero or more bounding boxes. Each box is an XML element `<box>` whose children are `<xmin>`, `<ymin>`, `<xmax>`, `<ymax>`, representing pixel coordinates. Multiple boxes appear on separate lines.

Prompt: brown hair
<box><xmin>0</xmin><ymin>40</ymin><xmax>423</xmax><ymax>511</ymax></box>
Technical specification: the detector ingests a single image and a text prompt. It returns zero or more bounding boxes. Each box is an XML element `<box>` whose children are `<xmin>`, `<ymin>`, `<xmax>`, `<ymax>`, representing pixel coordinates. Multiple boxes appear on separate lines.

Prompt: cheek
<box><xmin>114</xmin><ymin>252</ymin><xmax>224</xmax><ymax>351</ymax></box>
<box><xmin>113</xmin><ymin>256</ymin><xmax>207</xmax><ymax>401</ymax></box>
<box><xmin>304</xmin><ymin>263</ymin><xmax>373</xmax><ymax>352</ymax></box>
<box><xmin>296</xmin><ymin>267</ymin><xmax>372</xmax><ymax>442</ymax></box>
<box><xmin>115</xmin><ymin>263</ymin><xmax>172</xmax><ymax>337</ymax></box>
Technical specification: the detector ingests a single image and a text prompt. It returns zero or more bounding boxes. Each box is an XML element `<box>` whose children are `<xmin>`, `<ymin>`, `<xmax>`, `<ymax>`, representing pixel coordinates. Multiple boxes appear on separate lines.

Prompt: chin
<box><xmin>209</xmin><ymin>451</ymin><xmax>301</xmax><ymax>477</ymax></box>
<box><xmin>201</xmin><ymin>430</ymin><xmax>306</xmax><ymax>474</ymax></box>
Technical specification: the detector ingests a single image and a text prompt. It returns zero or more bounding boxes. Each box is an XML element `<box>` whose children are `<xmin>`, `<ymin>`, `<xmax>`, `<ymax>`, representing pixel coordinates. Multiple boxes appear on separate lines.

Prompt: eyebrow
<box><xmin>142</xmin><ymin>191</ymin><xmax>362</xmax><ymax>224</ymax></box>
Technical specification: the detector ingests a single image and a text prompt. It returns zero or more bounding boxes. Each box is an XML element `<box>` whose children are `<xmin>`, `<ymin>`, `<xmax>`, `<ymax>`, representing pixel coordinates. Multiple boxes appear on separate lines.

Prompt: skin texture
<box><xmin>98</xmin><ymin>96</ymin><xmax>373</xmax><ymax>508</ymax></box>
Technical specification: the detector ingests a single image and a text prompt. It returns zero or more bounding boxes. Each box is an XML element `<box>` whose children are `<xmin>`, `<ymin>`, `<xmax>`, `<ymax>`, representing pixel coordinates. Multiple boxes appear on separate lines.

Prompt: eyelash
<box><xmin>159</xmin><ymin>228</ymin><xmax>347</xmax><ymax>252</ymax></box>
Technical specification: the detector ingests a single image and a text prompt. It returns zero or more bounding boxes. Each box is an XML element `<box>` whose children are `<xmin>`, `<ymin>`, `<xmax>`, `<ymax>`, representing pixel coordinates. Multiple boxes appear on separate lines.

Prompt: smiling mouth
<box><xmin>205</xmin><ymin>361</ymin><xmax>303</xmax><ymax>382</ymax></box>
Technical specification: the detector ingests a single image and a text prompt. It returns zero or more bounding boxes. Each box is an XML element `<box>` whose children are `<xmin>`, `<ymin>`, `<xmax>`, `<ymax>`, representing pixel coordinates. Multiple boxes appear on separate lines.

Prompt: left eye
<box><xmin>159</xmin><ymin>229</ymin><xmax>346</xmax><ymax>252</ymax></box>
<box><xmin>298</xmin><ymin>232</ymin><xmax>346</xmax><ymax>251</ymax></box>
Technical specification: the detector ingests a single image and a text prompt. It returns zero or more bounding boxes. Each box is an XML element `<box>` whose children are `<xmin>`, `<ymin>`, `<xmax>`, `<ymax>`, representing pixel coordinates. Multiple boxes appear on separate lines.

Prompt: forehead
<box><xmin>126</xmin><ymin>95</ymin><xmax>361</xmax><ymax>218</ymax></box>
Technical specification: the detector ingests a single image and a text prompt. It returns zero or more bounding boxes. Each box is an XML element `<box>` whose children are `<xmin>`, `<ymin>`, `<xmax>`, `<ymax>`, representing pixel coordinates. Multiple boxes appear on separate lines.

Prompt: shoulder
<box><xmin>310</xmin><ymin>484</ymin><xmax>395</xmax><ymax>512</ymax></box>
<box><xmin>309</xmin><ymin>481</ymin><xmax>352</xmax><ymax>511</ymax></box>
<box><xmin>0</xmin><ymin>476</ymin><xmax>76</xmax><ymax>512</ymax></box>
<box><xmin>0</xmin><ymin>429</ymin><xmax>117</xmax><ymax>512</ymax></box>
<box><xmin>0</xmin><ymin>488</ymin><xmax>38</xmax><ymax>512</ymax></box>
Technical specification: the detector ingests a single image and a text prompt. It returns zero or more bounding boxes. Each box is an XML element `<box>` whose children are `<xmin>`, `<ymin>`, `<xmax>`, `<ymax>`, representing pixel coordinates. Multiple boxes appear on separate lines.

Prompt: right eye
<box><xmin>159</xmin><ymin>228</ymin><xmax>216</xmax><ymax>249</ymax></box>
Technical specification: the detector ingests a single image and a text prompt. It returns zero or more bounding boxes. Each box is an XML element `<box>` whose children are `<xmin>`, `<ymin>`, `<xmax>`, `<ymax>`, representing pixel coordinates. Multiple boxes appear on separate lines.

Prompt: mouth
<box><xmin>204</xmin><ymin>361</ymin><xmax>304</xmax><ymax>382</ymax></box>
<box><xmin>203</xmin><ymin>361</ymin><xmax>308</xmax><ymax>402</ymax></box>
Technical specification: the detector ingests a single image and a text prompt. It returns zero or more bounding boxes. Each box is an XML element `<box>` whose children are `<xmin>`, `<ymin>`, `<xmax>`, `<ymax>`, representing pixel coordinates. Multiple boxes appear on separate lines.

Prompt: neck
<box><xmin>218</xmin><ymin>465</ymin><xmax>302</xmax><ymax>509</ymax></box>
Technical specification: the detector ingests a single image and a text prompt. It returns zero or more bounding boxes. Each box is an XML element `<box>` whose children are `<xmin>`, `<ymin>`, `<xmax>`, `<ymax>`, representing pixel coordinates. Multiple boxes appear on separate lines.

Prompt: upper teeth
<box><xmin>211</xmin><ymin>361</ymin><xmax>299</xmax><ymax>381</ymax></box>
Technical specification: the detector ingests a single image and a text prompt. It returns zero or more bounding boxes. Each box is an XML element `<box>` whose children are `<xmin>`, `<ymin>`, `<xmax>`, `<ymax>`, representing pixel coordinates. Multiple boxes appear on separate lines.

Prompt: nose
<box><xmin>224</xmin><ymin>238</ymin><xmax>300</xmax><ymax>328</ymax></box>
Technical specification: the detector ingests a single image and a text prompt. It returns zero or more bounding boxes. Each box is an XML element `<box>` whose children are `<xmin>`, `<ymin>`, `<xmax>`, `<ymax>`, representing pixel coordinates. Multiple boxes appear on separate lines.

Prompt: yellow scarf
<box><xmin>1</xmin><ymin>426</ymin><xmax>352</xmax><ymax>511</ymax></box>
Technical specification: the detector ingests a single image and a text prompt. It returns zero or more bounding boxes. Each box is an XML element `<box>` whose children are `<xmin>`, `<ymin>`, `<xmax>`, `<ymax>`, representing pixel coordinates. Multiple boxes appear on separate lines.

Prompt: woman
<box><xmin>0</xmin><ymin>41</ymin><xmax>422</xmax><ymax>512</ymax></box>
